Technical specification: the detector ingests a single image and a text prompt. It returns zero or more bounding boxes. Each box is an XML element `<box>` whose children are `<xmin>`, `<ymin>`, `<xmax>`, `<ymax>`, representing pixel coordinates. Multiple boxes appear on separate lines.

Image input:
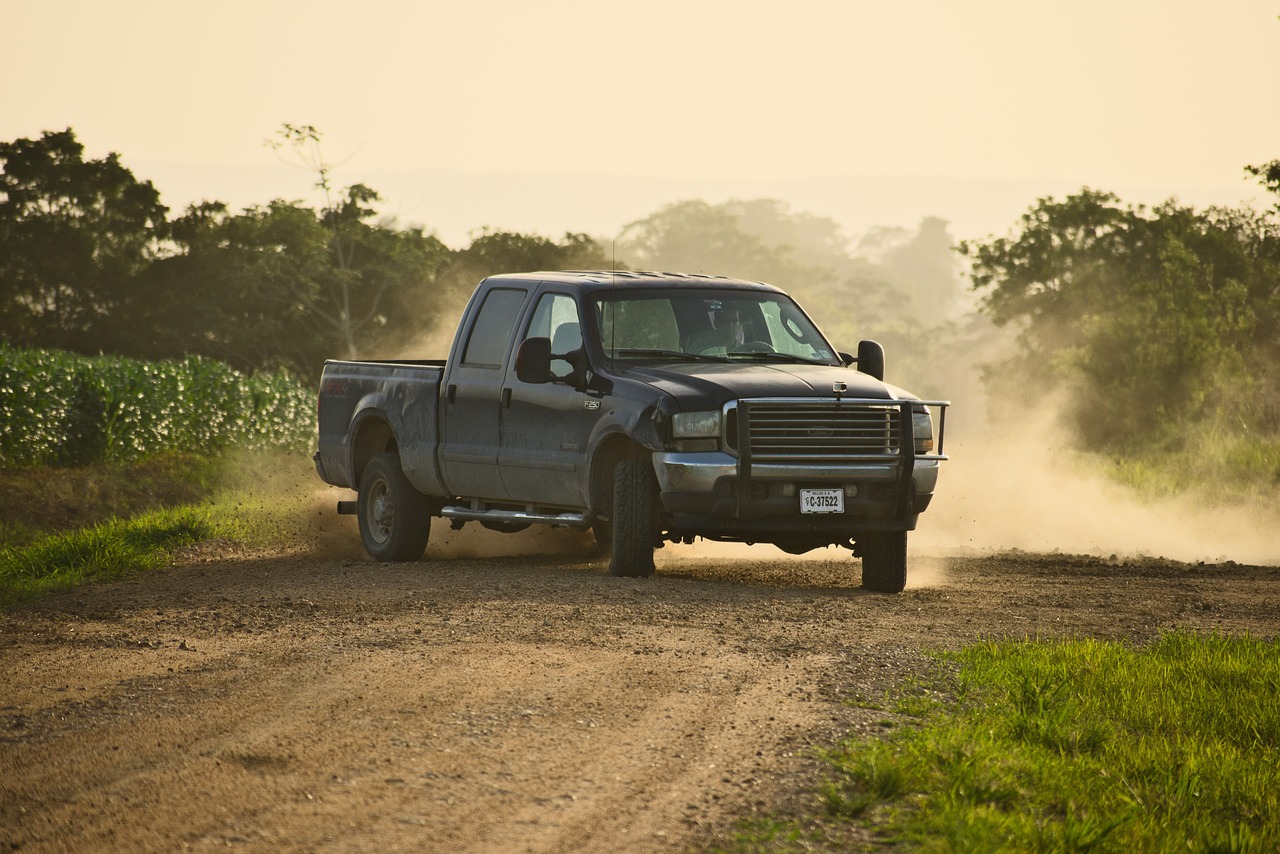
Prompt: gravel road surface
<box><xmin>3</xmin><ymin>530</ymin><xmax>1278</xmax><ymax>852</ymax></box>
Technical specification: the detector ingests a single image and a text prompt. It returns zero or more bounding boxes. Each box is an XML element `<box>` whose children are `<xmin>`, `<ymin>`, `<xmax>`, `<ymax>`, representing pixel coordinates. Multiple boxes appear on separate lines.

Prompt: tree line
<box><xmin>0</xmin><ymin>128</ymin><xmax>965</xmax><ymax>384</ymax></box>
<box><xmin>0</xmin><ymin>128</ymin><xmax>616</xmax><ymax>377</ymax></box>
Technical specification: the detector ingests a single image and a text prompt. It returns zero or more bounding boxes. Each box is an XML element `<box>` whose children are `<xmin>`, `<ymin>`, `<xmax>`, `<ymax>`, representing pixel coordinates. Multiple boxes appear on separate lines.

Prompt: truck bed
<box><xmin>316</xmin><ymin>359</ymin><xmax>449</xmax><ymax>497</ymax></box>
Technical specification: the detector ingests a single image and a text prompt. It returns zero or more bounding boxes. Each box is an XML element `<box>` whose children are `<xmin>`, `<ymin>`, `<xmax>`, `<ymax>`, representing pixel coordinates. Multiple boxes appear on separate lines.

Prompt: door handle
<box><xmin>501</xmin><ymin>387</ymin><xmax>512</xmax><ymax>408</ymax></box>
<box><xmin>446</xmin><ymin>384</ymin><xmax>457</xmax><ymax>403</ymax></box>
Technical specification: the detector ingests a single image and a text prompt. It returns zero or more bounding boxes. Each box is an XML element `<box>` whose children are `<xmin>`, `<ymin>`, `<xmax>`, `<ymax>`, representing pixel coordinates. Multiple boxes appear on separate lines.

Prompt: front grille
<box><xmin>728</xmin><ymin>400</ymin><xmax>903</xmax><ymax>463</ymax></box>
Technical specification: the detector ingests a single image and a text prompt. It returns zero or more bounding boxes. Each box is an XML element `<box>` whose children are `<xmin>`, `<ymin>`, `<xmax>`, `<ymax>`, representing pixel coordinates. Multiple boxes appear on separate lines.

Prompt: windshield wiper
<box><xmin>609</xmin><ymin>348</ymin><xmax>732</xmax><ymax>363</ymax></box>
<box><xmin>725</xmin><ymin>351</ymin><xmax>831</xmax><ymax>365</ymax></box>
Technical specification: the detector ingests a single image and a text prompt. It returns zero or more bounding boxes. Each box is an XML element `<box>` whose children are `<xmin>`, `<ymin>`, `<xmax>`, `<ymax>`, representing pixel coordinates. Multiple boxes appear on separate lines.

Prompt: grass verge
<box><xmin>725</xmin><ymin>633</ymin><xmax>1280</xmax><ymax>852</ymax></box>
<box><xmin>0</xmin><ymin>450</ymin><xmax>318</xmax><ymax>608</ymax></box>
<box><xmin>0</xmin><ymin>452</ymin><xmax>221</xmax><ymax>549</ymax></box>
<box><xmin>1099</xmin><ymin>433</ymin><xmax>1280</xmax><ymax>503</ymax></box>
<box><xmin>0</xmin><ymin>507</ymin><xmax>219</xmax><ymax>606</ymax></box>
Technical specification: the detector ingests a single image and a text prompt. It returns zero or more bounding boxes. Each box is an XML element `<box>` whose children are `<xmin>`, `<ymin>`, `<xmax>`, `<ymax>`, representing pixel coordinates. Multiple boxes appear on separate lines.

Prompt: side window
<box><xmin>526</xmin><ymin>293</ymin><xmax>582</xmax><ymax>378</ymax></box>
<box><xmin>525</xmin><ymin>293</ymin><xmax>582</xmax><ymax>353</ymax></box>
<box><xmin>461</xmin><ymin>288</ymin><xmax>528</xmax><ymax>367</ymax></box>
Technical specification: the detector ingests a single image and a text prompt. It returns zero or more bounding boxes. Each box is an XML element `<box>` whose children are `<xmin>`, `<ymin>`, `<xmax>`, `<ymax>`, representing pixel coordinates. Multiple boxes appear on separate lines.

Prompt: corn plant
<box><xmin>0</xmin><ymin>346</ymin><xmax>314</xmax><ymax>467</ymax></box>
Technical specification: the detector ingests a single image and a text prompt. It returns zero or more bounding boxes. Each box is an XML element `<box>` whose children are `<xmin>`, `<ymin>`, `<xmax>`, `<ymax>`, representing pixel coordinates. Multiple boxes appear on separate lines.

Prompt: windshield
<box><xmin>591</xmin><ymin>289</ymin><xmax>840</xmax><ymax>365</ymax></box>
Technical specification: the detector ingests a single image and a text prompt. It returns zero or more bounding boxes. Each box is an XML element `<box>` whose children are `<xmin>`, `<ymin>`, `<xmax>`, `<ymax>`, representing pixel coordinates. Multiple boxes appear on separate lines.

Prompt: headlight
<box><xmin>672</xmin><ymin>410</ymin><xmax>722</xmax><ymax>438</ymax></box>
<box><xmin>912</xmin><ymin>407</ymin><xmax>934</xmax><ymax>455</ymax></box>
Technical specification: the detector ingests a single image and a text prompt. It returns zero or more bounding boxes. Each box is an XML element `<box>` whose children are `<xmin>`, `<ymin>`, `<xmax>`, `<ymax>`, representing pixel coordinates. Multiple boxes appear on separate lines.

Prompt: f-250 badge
<box><xmin>583</xmin><ymin>399</ymin><xmax>601</xmax><ymax>410</ymax></box>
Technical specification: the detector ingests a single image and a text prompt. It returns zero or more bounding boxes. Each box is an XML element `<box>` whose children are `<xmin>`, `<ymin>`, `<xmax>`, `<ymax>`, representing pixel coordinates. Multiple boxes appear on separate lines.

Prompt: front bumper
<box><xmin>654</xmin><ymin>451</ymin><xmax>941</xmax><ymax>533</ymax></box>
<box><xmin>652</xmin><ymin>396</ymin><xmax>947</xmax><ymax>541</ymax></box>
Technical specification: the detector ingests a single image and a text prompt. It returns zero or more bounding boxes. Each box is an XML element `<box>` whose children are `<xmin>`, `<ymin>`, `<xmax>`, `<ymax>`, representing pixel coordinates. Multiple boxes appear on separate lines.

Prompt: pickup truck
<box><xmin>315</xmin><ymin>271</ymin><xmax>948</xmax><ymax>592</ymax></box>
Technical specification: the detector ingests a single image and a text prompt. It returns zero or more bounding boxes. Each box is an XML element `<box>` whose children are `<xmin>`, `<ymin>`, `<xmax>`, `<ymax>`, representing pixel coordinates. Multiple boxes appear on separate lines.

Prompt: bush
<box><xmin>0</xmin><ymin>346</ymin><xmax>314</xmax><ymax>467</ymax></box>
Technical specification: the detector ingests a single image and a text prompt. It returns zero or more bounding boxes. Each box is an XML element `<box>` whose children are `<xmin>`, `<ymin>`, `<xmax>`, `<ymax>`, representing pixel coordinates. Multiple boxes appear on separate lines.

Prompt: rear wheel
<box><xmin>357</xmin><ymin>453</ymin><xmax>431</xmax><ymax>562</ymax></box>
<box><xmin>858</xmin><ymin>531</ymin><xmax>907</xmax><ymax>593</ymax></box>
<box><xmin>608</xmin><ymin>456</ymin><xmax>657</xmax><ymax>577</ymax></box>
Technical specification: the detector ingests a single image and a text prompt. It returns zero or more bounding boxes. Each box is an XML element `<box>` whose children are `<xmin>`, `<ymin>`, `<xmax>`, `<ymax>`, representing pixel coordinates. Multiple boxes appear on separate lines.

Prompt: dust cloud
<box><xmin>303</xmin><ymin>482</ymin><xmax>602</xmax><ymax>562</ymax></box>
<box><xmin>912</xmin><ymin>414</ymin><xmax>1280</xmax><ymax>567</ymax></box>
<box><xmin>426</xmin><ymin>523</ymin><xmax>599</xmax><ymax>560</ymax></box>
<box><xmin>363</xmin><ymin>297</ymin><xmax>468</xmax><ymax>363</ymax></box>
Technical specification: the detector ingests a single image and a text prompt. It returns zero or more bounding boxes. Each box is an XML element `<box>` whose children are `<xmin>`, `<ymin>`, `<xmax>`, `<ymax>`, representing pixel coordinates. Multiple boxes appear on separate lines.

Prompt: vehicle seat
<box><xmin>551</xmin><ymin>322</ymin><xmax>582</xmax><ymax>353</ymax></box>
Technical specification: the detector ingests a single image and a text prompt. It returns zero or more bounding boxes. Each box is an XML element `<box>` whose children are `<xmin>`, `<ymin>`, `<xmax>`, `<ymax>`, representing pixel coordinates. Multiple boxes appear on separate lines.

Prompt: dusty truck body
<box><xmin>314</xmin><ymin>271</ymin><xmax>948</xmax><ymax>591</ymax></box>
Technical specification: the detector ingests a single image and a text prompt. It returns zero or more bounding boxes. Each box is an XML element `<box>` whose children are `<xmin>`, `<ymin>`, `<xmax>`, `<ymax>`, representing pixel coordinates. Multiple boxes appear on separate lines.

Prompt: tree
<box><xmin>428</xmin><ymin>228</ymin><xmax>612</xmax><ymax>320</ymax></box>
<box><xmin>123</xmin><ymin>199</ymin><xmax>331</xmax><ymax>372</ymax></box>
<box><xmin>0</xmin><ymin>128</ymin><xmax>168</xmax><ymax>351</ymax></box>
<box><xmin>866</xmin><ymin>217</ymin><xmax>967</xmax><ymax>327</ymax></box>
<box><xmin>722</xmin><ymin>199</ymin><xmax>851</xmax><ymax>272</ymax></box>
<box><xmin>128</xmin><ymin>196</ymin><xmax>451</xmax><ymax>375</ymax></box>
<box><xmin>1246</xmin><ymin>159</ymin><xmax>1280</xmax><ymax>204</ymax></box>
<box><xmin>616</xmin><ymin>200</ymin><xmax>809</xmax><ymax>285</ymax></box>
<box><xmin>265</xmin><ymin>124</ymin><xmax>453</xmax><ymax>359</ymax></box>
<box><xmin>963</xmin><ymin>188</ymin><xmax>1280</xmax><ymax>449</ymax></box>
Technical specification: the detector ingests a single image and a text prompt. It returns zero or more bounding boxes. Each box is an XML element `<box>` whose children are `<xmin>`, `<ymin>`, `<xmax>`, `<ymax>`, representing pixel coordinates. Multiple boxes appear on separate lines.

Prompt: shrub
<box><xmin>0</xmin><ymin>346</ymin><xmax>314</xmax><ymax>467</ymax></box>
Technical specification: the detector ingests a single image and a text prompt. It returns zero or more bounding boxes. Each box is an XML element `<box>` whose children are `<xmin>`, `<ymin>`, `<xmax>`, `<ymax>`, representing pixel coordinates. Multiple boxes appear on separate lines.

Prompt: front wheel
<box><xmin>858</xmin><ymin>531</ymin><xmax>907</xmax><ymax>593</ymax></box>
<box><xmin>608</xmin><ymin>456</ymin><xmax>657</xmax><ymax>577</ymax></box>
<box><xmin>357</xmin><ymin>453</ymin><xmax>432</xmax><ymax>562</ymax></box>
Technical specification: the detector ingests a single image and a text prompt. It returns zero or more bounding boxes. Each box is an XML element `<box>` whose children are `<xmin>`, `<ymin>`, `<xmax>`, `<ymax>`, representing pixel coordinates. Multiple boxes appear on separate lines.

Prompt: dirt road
<box><xmin>3</xmin><ymin>534</ymin><xmax>1278</xmax><ymax>853</ymax></box>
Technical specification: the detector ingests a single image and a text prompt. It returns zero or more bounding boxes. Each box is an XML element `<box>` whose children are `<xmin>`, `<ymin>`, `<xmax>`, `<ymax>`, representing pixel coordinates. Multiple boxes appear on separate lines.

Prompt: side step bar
<box><xmin>338</xmin><ymin>499</ymin><xmax>588</xmax><ymax>530</ymax></box>
<box><xmin>442</xmin><ymin>504</ymin><xmax>589</xmax><ymax>528</ymax></box>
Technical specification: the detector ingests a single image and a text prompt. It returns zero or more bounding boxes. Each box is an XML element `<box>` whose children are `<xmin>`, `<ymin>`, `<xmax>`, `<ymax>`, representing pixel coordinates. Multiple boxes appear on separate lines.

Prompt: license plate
<box><xmin>800</xmin><ymin>488</ymin><xmax>844</xmax><ymax>514</ymax></box>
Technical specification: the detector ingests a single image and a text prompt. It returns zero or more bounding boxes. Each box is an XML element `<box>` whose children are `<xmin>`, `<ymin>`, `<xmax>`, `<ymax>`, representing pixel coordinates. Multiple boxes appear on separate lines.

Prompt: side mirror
<box><xmin>839</xmin><ymin>352</ymin><xmax>855</xmax><ymax>367</ymax></box>
<box><xmin>515</xmin><ymin>337</ymin><xmax>553</xmax><ymax>384</ymax></box>
<box><xmin>555</xmin><ymin>348</ymin><xmax>591</xmax><ymax>392</ymax></box>
<box><xmin>856</xmin><ymin>339</ymin><xmax>885</xmax><ymax>381</ymax></box>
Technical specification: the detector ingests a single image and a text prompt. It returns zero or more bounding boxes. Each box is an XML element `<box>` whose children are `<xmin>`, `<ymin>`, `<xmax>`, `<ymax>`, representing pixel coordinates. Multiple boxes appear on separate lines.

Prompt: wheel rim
<box><xmin>365</xmin><ymin>478</ymin><xmax>393</xmax><ymax>545</ymax></box>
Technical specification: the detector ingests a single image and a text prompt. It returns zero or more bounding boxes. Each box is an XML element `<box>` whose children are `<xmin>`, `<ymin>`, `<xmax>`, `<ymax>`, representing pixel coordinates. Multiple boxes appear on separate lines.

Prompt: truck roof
<box><xmin>480</xmin><ymin>270</ymin><xmax>785</xmax><ymax>295</ymax></box>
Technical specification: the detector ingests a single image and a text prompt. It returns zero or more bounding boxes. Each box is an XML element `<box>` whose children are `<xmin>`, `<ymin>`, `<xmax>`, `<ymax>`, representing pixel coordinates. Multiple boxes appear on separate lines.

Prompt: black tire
<box><xmin>357</xmin><ymin>453</ymin><xmax>432</xmax><ymax>562</ymax></box>
<box><xmin>608</xmin><ymin>456</ymin><xmax>657</xmax><ymax>577</ymax></box>
<box><xmin>859</xmin><ymin>531</ymin><xmax>907</xmax><ymax>593</ymax></box>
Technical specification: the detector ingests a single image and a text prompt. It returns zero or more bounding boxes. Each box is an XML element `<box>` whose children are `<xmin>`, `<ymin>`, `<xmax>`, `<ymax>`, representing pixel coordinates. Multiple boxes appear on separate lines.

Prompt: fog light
<box><xmin>781</xmin><ymin>483</ymin><xmax>796</xmax><ymax>497</ymax></box>
<box><xmin>844</xmin><ymin>484</ymin><xmax>859</xmax><ymax>498</ymax></box>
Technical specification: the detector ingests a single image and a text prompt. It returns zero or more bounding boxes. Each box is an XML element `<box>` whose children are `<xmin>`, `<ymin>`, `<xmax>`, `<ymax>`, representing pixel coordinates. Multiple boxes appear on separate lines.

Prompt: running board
<box><xmin>441</xmin><ymin>504</ymin><xmax>589</xmax><ymax>528</ymax></box>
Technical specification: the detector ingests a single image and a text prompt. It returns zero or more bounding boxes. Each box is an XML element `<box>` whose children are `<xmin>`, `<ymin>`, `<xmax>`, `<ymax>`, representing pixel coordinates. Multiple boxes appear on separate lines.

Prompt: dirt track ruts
<box><xmin>3</xmin><ymin>539</ymin><xmax>1278</xmax><ymax>853</ymax></box>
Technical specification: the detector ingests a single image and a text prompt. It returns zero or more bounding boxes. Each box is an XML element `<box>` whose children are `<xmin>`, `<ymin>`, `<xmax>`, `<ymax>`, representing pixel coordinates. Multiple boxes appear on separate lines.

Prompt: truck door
<box><xmin>499</xmin><ymin>291</ymin><xmax>600</xmax><ymax>506</ymax></box>
<box><xmin>438</xmin><ymin>286</ymin><xmax>529</xmax><ymax>501</ymax></box>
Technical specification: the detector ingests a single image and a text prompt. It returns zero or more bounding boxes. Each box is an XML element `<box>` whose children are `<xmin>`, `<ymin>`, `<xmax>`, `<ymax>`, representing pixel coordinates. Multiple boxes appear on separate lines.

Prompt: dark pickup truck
<box><xmin>315</xmin><ymin>271</ymin><xmax>948</xmax><ymax>591</ymax></box>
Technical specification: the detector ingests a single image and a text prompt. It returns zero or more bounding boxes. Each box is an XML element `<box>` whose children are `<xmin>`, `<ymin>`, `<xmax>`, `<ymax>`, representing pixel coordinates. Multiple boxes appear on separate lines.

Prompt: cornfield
<box><xmin>0</xmin><ymin>346</ymin><xmax>314</xmax><ymax>467</ymax></box>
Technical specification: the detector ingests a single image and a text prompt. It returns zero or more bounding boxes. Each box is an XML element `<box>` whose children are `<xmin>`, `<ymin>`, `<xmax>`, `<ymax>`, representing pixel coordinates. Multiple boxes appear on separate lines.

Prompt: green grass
<box><xmin>0</xmin><ymin>450</ymin><xmax>317</xmax><ymax>608</ymax></box>
<box><xmin>0</xmin><ymin>506</ymin><xmax>218</xmax><ymax>605</ymax></box>
<box><xmin>1099</xmin><ymin>432</ymin><xmax>1280</xmax><ymax>503</ymax></box>
<box><xmin>0</xmin><ymin>452</ymin><xmax>222</xmax><ymax>549</ymax></box>
<box><xmin>725</xmin><ymin>634</ymin><xmax>1280</xmax><ymax>853</ymax></box>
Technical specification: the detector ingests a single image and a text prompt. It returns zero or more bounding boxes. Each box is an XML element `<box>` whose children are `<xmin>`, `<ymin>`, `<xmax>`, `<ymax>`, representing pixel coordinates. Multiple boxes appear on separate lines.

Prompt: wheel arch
<box><xmin>588</xmin><ymin>433</ymin><xmax>650</xmax><ymax>521</ymax></box>
<box><xmin>350</xmin><ymin>410</ymin><xmax>399</xmax><ymax>487</ymax></box>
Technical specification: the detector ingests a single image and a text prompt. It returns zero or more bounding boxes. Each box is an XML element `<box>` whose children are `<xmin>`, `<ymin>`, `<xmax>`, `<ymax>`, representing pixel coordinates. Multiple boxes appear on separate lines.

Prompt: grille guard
<box><xmin>729</xmin><ymin>397</ymin><xmax>950</xmax><ymax>522</ymax></box>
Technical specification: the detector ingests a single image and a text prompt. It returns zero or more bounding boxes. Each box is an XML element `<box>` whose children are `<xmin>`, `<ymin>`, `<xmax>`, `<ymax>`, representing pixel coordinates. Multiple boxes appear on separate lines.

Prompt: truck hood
<box><xmin>624</xmin><ymin>362</ymin><xmax>915</xmax><ymax>410</ymax></box>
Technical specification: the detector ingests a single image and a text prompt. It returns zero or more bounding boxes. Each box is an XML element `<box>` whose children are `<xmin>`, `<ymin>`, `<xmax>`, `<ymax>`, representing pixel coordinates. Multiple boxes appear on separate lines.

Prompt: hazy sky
<box><xmin>4</xmin><ymin>1</ymin><xmax>1278</xmax><ymax>244</ymax></box>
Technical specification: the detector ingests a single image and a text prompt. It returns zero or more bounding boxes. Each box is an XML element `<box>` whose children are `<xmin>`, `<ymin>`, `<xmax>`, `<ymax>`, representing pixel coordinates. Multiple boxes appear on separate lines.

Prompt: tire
<box><xmin>608</xmin><ymin>456</ymin><xmax>657</xmax><ymax>577</ymax></box>
<box><xmin>858</xmin><ymin>531</ymin><xmax>907</xmax><ymax>593</ymax></box>
<box><xmin>357</xmin><ymin>453</ymin><xmax>432</xmax><ymax>562</ymax></box>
